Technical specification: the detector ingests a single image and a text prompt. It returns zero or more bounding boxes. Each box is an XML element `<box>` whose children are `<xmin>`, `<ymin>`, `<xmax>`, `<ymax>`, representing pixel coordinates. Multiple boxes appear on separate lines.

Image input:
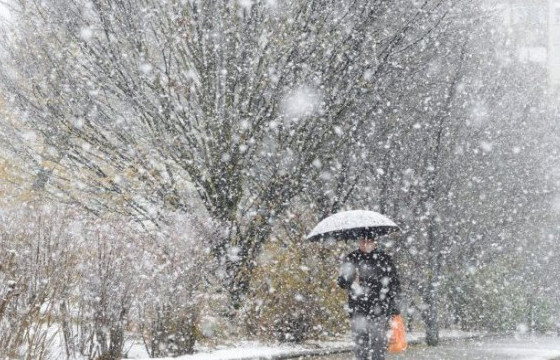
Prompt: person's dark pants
<box><xmin>351</xmin><ymin>314</ymin><xmax>388</xmax><ymax>360</ymax></box>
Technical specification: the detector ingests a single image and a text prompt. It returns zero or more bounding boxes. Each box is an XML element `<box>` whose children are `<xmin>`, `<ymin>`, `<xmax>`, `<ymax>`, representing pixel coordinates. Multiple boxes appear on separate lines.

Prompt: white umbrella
<box><xmin>306</xmin><ymin>210</ymin><xmax>400</xmax><ymax>242</ymax></box>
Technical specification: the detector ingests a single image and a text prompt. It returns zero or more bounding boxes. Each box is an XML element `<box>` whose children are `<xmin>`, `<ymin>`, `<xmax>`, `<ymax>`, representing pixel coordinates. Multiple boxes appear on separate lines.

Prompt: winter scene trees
<box><xmin>1</xmin><ymin>0</ymin><xmax>560</xmax><ymax>359</ymax></box>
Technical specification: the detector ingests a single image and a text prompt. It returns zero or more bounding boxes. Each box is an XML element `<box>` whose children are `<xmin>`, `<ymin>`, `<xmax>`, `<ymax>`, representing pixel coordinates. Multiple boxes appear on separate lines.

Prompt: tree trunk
<box><xmin>60</xmin><ymin>300</ymin><xmax>75</xmax><ymax>358</ymax></box>
<box><xmin>225</xmin><ymin>259</ymin><xmax>252</xmax><ymax>311</ymax></box>
<box><xmin>108</xmin><ymin>326</ymin><xmax>124</xmax><ymax>360</ymax></box>
<box><xmin>108</xmin><ymin>307</ymin><xmax>127</xmax><ymax>360</ymax></box>
<box><xmin>223</xmin><ymin>220</ymin><xmax>271</xmax><ymax>312</ymax></box>
<box><xmin>424</xmin><ymin>221</ymin><xmax>440</xmax><ymax>346</ymax></box>
<box><xmin>424</xmin><ymin>283</ymin><xmax>440</xmax><ymax>346</ymax></box>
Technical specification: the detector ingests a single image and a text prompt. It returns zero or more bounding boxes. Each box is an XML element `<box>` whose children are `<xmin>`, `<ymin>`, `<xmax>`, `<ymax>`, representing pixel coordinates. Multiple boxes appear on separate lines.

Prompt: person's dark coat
<box><xmin>337</xmin><ymin>248</ymin><xmax>400</xmax><ymax>318</ymax></box>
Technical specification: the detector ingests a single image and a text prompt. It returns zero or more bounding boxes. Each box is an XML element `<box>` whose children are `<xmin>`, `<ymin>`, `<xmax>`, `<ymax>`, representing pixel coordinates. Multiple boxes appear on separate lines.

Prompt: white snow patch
<box><xmin>22</xmin><ymin>131</ymin><xmax>37</xmax><ymax>143</ymax></box>
<box><xmin>480</xmin><ymin>141</ymin><xmax>493</xmax><ymax>153</ymax></box>
<box><xmin>281</xmin><ymin>86</ymin><xmax>321</xmax><ymax>118</ymax></box>
<box><xmin>487</xmin><ymin>336</ymin><xmax>560</xmax><ymax>360</ymax></box>
<box><xmin>199</xmin><ymin>317</ymin><xmax>218</xmax><ymax>338</ymax></box>
<box><xmin>74</xmin><ymin>117</ymin><xmax>85</xmax><ymax>129</ymax></box>
<box><xmin>470</xmin><ymin>101</ymin><xmax>488</xmax><ymax>126</ymax></box>
<box><xmin>79</xmin><ymin>26</ymin><xmax>94</xmax><ymax>41</ymax></box>
<box><xmin>516</xmin><ymin>323</ymin><xmax>529</xmax><ymax>334</ymax></box>
<box><xmin>227</xmin><ymin>246</ymin><xmax>241</xmax><ymax>262</ymax></box>
<box><xmin>312</xmin><ymin>158</ymin><xmax>322</xmax><ymax>169</ymax></box>
<box><xmin>551</xmin><ymin>196</ymin><xmax>560</xmax><ymax>213</ymax></box>
<box><xmin>139</xmin><ymin>63</ymin><xmax>153</xmax><ymax>74</ymax></box>
<box><xmin>239</xmin><ymin>0</ymin><xmax>253</xmax><ymax>8</ymax></box>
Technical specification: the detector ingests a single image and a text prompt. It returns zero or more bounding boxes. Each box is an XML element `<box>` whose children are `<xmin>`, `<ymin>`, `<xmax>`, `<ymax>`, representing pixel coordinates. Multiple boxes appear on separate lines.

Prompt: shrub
<box><xmin>137</xmin><ymin>213</ymin><xmax>211</xmax><ymax>357</ymax></box>
<box><xmin>140</xmin><ymin>303</ymin><xmax>199</xmax><ymax>357</ymax></box>
<box><xmin>442</xmin><ymin>260</ymin><xmax>553</xmax><ymax>333</ymax></box>
<box><xmin>0</xmin><ymin>204</ymin><xmax>78</xmax><ymax>360</ymax></box>
<box><xmin>244</xmin><ymin>239</ymin><xmax>349</xmax><ymax>343</ymax></box>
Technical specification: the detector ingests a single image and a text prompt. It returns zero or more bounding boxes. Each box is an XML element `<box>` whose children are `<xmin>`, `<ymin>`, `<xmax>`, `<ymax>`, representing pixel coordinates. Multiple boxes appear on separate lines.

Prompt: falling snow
<box><xmin>0</xmin><ymin>1</ymin><xmax>559</xmax><ymax>359</ymax></box>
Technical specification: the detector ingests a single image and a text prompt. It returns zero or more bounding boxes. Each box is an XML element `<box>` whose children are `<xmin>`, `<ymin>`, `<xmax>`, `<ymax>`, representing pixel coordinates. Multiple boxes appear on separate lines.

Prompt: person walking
<box><xmin>338</xmin><ymin>234</ymin><xmax>401</xmax><ymax>360</ymax></box>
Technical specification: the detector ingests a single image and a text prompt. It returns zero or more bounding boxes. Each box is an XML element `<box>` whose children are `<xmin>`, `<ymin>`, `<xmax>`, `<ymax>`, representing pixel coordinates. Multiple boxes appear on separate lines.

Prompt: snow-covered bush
<box><xmin>244</xmin><ymin>240</ymin><xmax>348</xmax><ymax>343</ymax></box>
<box><xmin>69</xmin><ymin>217</ymin><xmax>140</xmax><ymax>360</ymax></box>
<box><xmin>442</xmin><ymin>260</ymin><xmax>554</xmax><ymax>333</ymax></box>
<box><xmin>0</xmin><ymin>204</ymin><xmax>79</xmax><ymax>359</ymax></box>
<box><xmin>137</xmin><ymin>213</ymin><xmax>213</xmax><ymax>357</ymax></box>
<box><xmin>0</xmin><ymin>202</ymin><xmax>214</xmax><ymax>359</ymax></box>
<box><xmin>139</xmin><ymin>303</ymin><xmax>199</xmax><ymax>357</ymax></box>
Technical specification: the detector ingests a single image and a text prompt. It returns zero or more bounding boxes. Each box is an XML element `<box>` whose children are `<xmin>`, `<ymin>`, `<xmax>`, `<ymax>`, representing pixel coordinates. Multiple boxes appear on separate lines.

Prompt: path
<box><xmin>302</xmin><ymin>336</ymin><xmax>560</xmax><ymax>360</ymax></box>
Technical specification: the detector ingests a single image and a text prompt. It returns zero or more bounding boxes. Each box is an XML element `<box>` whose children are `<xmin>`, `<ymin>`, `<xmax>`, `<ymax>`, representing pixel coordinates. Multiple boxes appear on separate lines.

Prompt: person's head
<box><xmin>359</xmin><ymin>236</ymin><xmax>377</xmax><ymax>253</ymax></box>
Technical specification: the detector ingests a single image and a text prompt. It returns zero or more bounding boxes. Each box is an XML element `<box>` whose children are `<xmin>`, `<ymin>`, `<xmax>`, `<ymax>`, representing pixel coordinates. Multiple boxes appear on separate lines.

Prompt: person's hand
<box><xmin>350</xmin><ymin>282</ymin><xmax>364</xmax><ymax>296</ymax></box>
<box><xmin>339</xmin><ymin>262</ymin><xmax>355</xmax><ymax>281</ymax></box>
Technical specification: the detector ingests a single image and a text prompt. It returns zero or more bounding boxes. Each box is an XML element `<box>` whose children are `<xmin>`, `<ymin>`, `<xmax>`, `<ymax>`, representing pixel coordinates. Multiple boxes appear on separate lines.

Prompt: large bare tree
<box><xmin>0</xmin><ymin>0</ymin><xmax>465</xmax><ymax>306</ymax></box>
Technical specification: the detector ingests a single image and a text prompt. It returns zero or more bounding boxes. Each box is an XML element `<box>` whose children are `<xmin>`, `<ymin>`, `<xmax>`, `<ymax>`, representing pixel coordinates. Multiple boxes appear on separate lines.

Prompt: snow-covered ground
<box><xmin>323</xmin><ymin>335</ymin><xmax>560</xmax><ymax>360</ymax></box>
<box><xmin>126</xmin><ymin>333</ymin><xmax>560</xmax><ymax>360</ymax></box>
<box><xmin>128</xmin><ymin>330</ymin><xmax>481</xmax><ymax>360</ymax></box>
<box><xmin>125</xmin><ymin>339</ymin><xmax>351</xmax><ymax>360</ymax></box>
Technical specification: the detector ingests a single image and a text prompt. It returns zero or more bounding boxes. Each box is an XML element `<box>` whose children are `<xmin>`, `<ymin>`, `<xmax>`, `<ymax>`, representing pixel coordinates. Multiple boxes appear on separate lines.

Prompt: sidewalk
<box><xmin>385</xmin><ymin>335</ymin><xmax>560</xmax><ymax>360</ymax></box>
<box><xmin>130</xmin><ymin>330</ymin><xmax>482</xmax><ymax>360</ymax></box>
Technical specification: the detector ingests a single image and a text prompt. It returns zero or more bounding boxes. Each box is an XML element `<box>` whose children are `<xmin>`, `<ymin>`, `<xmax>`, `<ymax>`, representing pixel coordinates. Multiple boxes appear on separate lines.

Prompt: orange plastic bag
<box><xmin>387</xmin><ymin>314</ymin><xmax>407</xmax><ymax>353</ymax></box>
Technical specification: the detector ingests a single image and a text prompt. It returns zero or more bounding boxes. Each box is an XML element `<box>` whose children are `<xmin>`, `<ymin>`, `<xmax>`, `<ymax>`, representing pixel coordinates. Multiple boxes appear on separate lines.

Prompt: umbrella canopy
<box><xmin>306</xmin><ymin>210</ymin><xmax>400</xmax><ymax>242</ymax></box>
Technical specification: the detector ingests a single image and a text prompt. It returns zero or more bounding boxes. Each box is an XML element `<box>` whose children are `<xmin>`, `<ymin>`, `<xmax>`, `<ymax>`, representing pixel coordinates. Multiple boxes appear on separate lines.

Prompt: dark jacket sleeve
<box><xmin>385</xmin><ymin>254</ymin><xmax>401</xmax><ymax>315</ymax></box>
<box><xmin>337</xmin><ymin>255</ymin><xmax>356</xmax><ymax>290</ymax></box>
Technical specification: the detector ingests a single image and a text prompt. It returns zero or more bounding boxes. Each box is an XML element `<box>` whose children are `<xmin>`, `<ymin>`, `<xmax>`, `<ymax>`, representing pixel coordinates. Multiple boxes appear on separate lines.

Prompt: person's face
<box><xmin>359</xmin><ymin>237</ymin><xmax>377</xmax><ymax>253</ymax></box>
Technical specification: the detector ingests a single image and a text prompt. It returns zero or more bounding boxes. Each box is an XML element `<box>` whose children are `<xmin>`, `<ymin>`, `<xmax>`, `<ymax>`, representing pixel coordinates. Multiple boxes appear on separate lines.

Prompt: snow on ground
<box><xmin>129</xmin><ymin>341</ymin><xmax>322</xmax><ymax>360</ymax></box>
<box><xmin>385</xmin><ymin>335</ymin><xmax>560</xmax><ymax>360</ymax></box>
<box><xmin>47</xmin><ymin>328</ymin><xmax>560</xmax><ymax>360</ymax></box>
<box><xmin>130</xmin><ymin>330</ymin><xmax>481</xmax><ymax>360</ymax></box>
<box><xmin>128</xmin><ymin>340</ymin><xmax>346</xmax><ymax>360</ymax></box>
<box><xmin>130</xmin><ymin>334</ymin><xmax>560</xmax><ymax>360</ymax></box>
<box><xmin>487</xmin><ymin>336</ymin><xmax>560</xmax><ymax>360</ymax></box>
